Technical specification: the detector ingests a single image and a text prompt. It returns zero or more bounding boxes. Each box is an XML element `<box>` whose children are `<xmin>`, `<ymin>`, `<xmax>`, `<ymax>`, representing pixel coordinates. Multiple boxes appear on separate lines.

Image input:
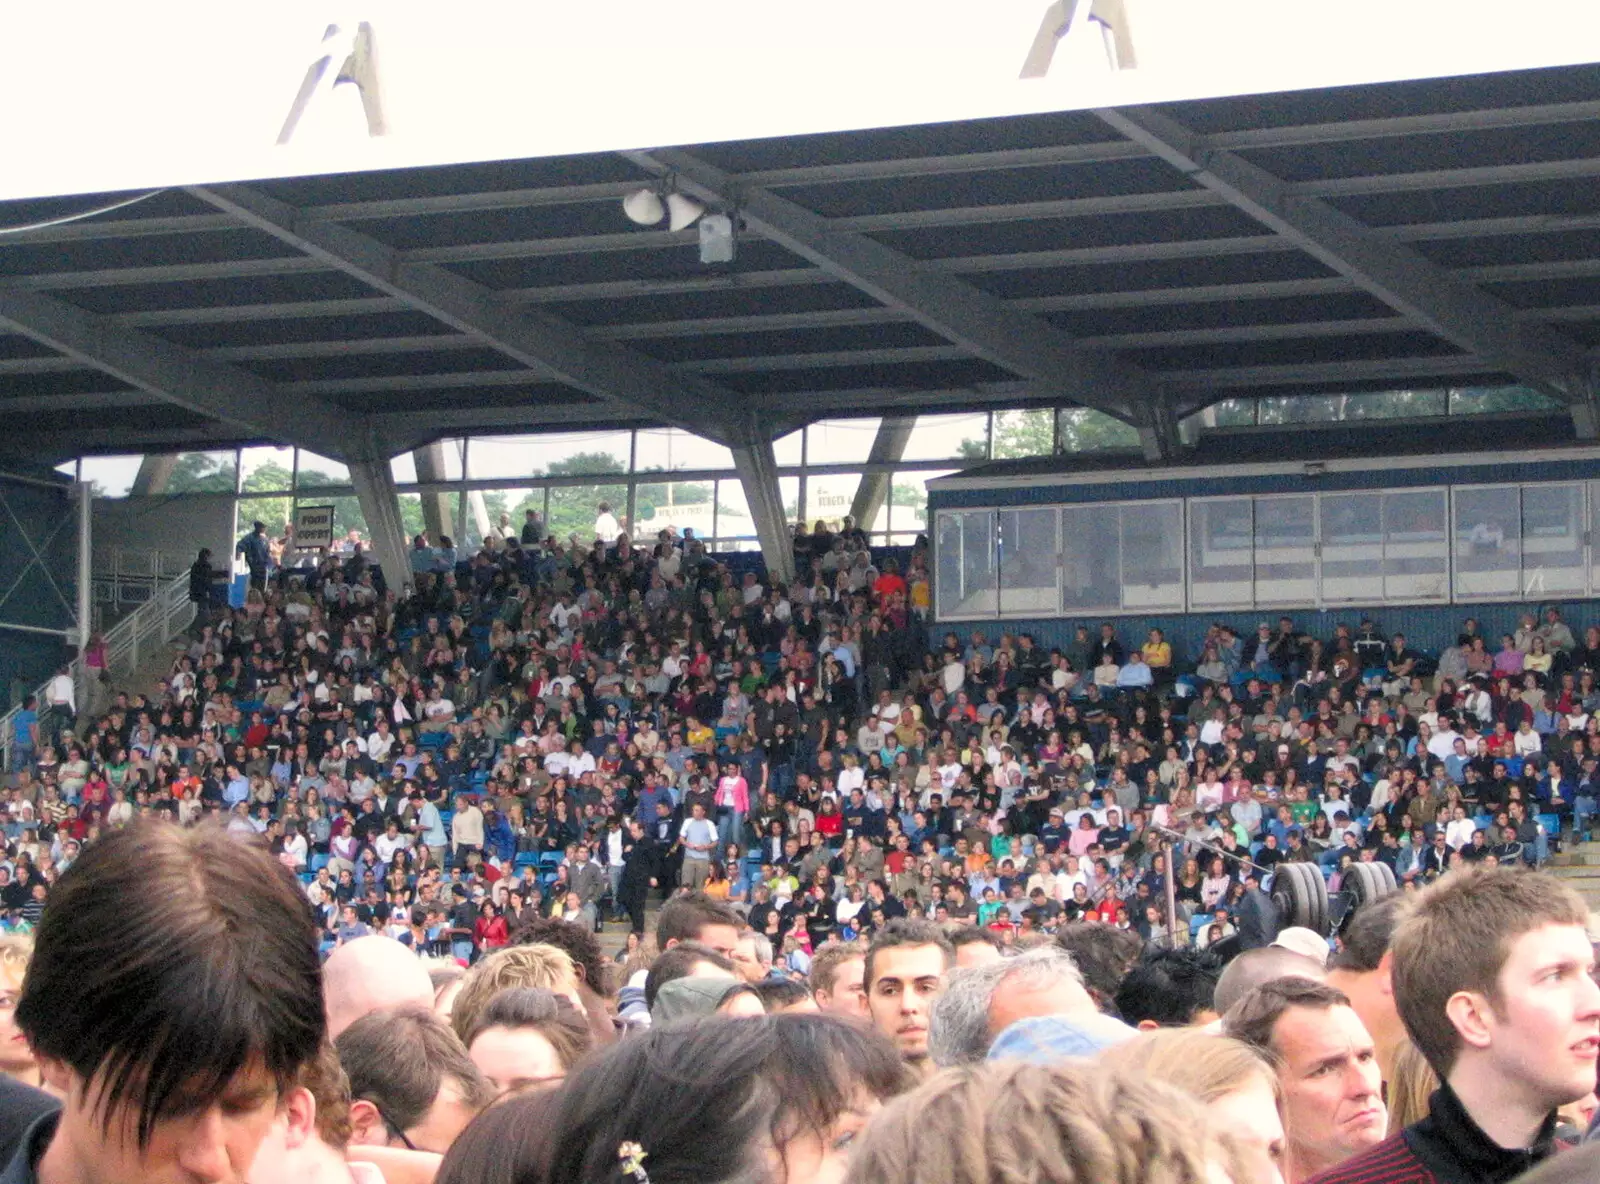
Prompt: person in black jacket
<box><xmin>617</xmin><ymin>820</ymin><xmax>659</xmax><ymax>936</ymax></box>
<box><xmin>187</xmin><ymin>548</ymin><xmax>214</xmax><ymax>632</ymax></box>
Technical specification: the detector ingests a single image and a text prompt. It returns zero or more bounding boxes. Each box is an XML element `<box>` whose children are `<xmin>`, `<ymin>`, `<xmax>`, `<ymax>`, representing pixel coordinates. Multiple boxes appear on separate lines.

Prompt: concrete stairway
<box><xmin>1545</xmin><ymin>843</ymin><xmax>1600</xmax><ymax>913</ymax></box>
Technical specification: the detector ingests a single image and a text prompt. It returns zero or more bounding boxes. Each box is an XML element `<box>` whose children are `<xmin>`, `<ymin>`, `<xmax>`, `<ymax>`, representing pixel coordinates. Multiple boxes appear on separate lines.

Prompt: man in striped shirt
<box><xmin>1310</xmin><ymin>867</ymin><xmax>1600</xmax><ymax>1184</ymax></box>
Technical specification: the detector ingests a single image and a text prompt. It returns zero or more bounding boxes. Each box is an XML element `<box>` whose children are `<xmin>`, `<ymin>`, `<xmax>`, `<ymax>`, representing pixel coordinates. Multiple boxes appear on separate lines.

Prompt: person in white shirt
<box><xmin>1513</xmin><ymin>719</ymin><xmax>1543</xmax><ymax>758</ymax></box>
<box><xmin>593</xmin><ymin>502</ymin><xmax>621</xmax><ymax>544</ymax></box>
<box><xmin>420</xmin><ymin>690</ymin><xmax>455</xmax><ymax>734</ymax></box>
<box><xmin>1426</xmin><ymin>724</ymin><xmax>1462</xmax><ymax>762</ymax></box>
<box><xmin>373</xmin><ymin>820</ymin><xmax>408</xmax><ymax>866</ymax></box>
<box><xmin>366</xmin><ymin>723</ymin><xmax>396</xmax><ymax>765</ymax></box>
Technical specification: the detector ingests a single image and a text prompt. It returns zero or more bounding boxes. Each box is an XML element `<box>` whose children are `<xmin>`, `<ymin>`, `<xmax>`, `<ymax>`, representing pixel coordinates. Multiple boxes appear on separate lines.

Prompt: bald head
<box><xmin>322</xmin><ymin>936</ymin><xmax>435</xmax><ymax>1038</ymax></box>
<box><xmin>1213</xmin><ymin>946</ymin><xmax>1328</xmax><ymax>1015</ymax></box>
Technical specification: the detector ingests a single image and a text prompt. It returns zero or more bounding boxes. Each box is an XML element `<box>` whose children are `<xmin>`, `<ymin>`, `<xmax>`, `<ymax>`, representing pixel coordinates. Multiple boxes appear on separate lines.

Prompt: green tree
<box><xmin>164</xmin><ymin>452</ymin><xmax>237</xmax><ymax>493</ymax></box>
<box><xmin>542</xmin><ymin>452</ymin><xmax>629</xmax><ymax>541</ymax></box>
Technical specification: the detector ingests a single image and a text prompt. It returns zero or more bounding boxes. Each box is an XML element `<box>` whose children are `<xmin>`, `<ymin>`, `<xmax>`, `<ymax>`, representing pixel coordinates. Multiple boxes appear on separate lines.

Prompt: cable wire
<box><xmin>0</xmin><ymin>190</ymin><xmax>166</xmax><ymax>236</ymax></box>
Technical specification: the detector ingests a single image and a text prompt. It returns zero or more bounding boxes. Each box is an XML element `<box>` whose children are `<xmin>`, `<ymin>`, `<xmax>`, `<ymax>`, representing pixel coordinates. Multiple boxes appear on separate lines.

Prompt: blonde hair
<box><xmin>1392</xmin><ymin>867</ymin><xmax>1587</xmax><ymax>1076</ymax></box>
<box><xmin>845</xmin><ymin>1059</ymin><xmax>1250</xmax><ymax>1184</ymax></box>
<box><xmin>0</xmin><ymin>936</ymin><xmax>32</xmax><ymax>981</ymax></box>
<box><xmin>1385</xmin><ymin>1041</ymin><xmax>1439</xmax><ymax>1135</ymax></box>
<box><xmin>1098</xmin><ymin>1027</ymin><xmax>1284</xmax><ymax>1110</ymax></box>
<box><xmin>450</xmin><ymin>943</ymin><xmax>580</xmax><ymax>1044</ymax></box>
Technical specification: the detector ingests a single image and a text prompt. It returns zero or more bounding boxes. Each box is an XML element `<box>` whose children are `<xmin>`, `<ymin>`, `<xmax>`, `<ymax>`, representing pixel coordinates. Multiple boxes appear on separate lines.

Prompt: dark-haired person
<box><xmin>1113</xmin><ymin>947</ymin><xmax>1224</xmax><ymax>1029</ymax></box>
<box><xmin>460</xmin><ymin>988</ymin><xmax>592</xmax><ymax>1097</ymax></box>
<box><xmin>3</xmin><ymin>823</ymin><xmax>324</xmax><ymax>1183</ymax></box>
<box><xmin>656</xmin><ymin>891</ymin><xmax>741</xmax><ymax>961</ymax></box>
<box><xmin>517</xmin><ymin>1015</ymin><xmax>909</xmax><ymax>1184</ymax></box>
<box><xmin>1308</xmin><ymin>867</ymin><xmax>1600</xmax><ymax>1184</ymax></box>
<box><xmin>865</xmin><ymin>918</ymin><xmax>955</xmax><ymax>1079</ymax></box>
<box><xmin>337</xmin><ymin>1005</ymin><xmax>494</xmax><ymax>1157</ymax></box>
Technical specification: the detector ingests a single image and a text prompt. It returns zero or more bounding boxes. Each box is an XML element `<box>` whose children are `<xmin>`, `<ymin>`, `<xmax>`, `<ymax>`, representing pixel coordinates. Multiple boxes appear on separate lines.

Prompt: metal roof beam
<box><xmin>187</xmin><ymin>184</ymin><xmax>748</xmax><ymax>445</ymax></box>
<box><xmin>0</xmin><ymin>286</ymin><xmax>350</xmax><ymax>455</ymax></box>
<box><xmin>625</xmin><ymin>149</ymin><xmax>1155</xmax><ymax>425</ymax></box>
<box><xmin>1096</xmin><ymin>105</ymin><xmax>1594</xmax><ymax>434</ymax></box>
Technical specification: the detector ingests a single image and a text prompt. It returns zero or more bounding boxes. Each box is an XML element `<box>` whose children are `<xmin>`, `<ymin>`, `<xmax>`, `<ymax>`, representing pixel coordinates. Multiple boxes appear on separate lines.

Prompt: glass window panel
<box><xmin>805</xmin><ymin>419</ymin><xmax>882</xmax><ymax>466</ymax></box>
<box><xmin>295</xmin><ymin>450</ymin><xmax>350</xmax><ymax>489</ymax></box>
<box><xmin>1057</xmin><ymin>409</ymin><xmax>1139</xmax><ymax>453</ymax></box>
<box><xmin>1452</xmin><ymin>486</ymin><xmax>1520</xmax><ymax>600</ymax></box>
<box><xmin>1060</xmin><ymin>505</ymin><xmax>1120</xmax><ymax>614</ymax></box>
<box><xmin>544</xmin><ymin>481</ymin><xmax>627</xmax><ymax>544</ymax></box>
<box><xmin>1120</xmin><ymin>502</ymin><xmax>1184</xmax><ymax>611</ymax></box>
<box><xmin>466</xmin><ymin>435</ymin><xmax>543</xmax><ymax>480</ymax></box>
<box><xmin>77</xmin><ymin>455</ymin><xmax>143</xmax><ymax>499</ymax></box>
<box><xmin>1521</xmin><ymin>482</ymin><xmax>1586</xmax><ymax>598</ymax></box>
<box><xmin>902</xmin><ymin>413</ymin><xmax>990</xmax><ymax>461</ymax></box>
<box><xmin>468</xmin><ymin>488</ymin><xmax>543</xmax><ymax>547</ymax></box>
<box><xmin>1320</xmin><ymin>492</ymin><xmax>1383</xmax><ymax>603</ymax></box>
<box><xmin>240</xmin><ymin>446</ymin><xmax>295</xmax><ymax>494</ymax></box>
<box><xmin>714</xmin><ymin>479</ymin><xmax>758</xmax><ymax>541</ymax></box>
<box><xmin>1188</xmin><ymin>497</ymin><xmax>1253</xmax><ymax>610</ymax></box>
<box><xmin>888</xmin><ymin>470</ymin><xmax>954</xmax><ymax>538</ymax></box>
<box><xmin>1382</xmin><ymin>489</ymin><xmax>1448</xmax><ymax>601</ymax></box>
<box><xmin>234</xmin><ymin>496</ymin><xmax>294</xmax><ymax>554</ymax></box>
<box><xmin>160</xmin><ymin>451</ymin><xmax>238</xmax><ymax>494</ymax></box>
<box><xmin>773</xmin><ymin>429</ymin><xmax>804</xmax><ymax>467</ymax></box>
<box><xmin>779</xmin><ymin>478</ymin><xmax>800</xmax><ymax>534</ymax></box>
<box><xmin>634</xmin><ymin>478</ymin><xmax>717</xmax><ymax>541</ymax></box>
<box><xmin>1254</xmin><ymin>495</ymin><xmax>1315</xmax><ymax>606</ymax></box>
<box><xmin>990</xmin><ymin>409</ymin><xmax>1055</xmax><ymax>459</ymax></box>
<box><xmin>632</xmin><ymin>427</ymin><xmax>734</xmax><ymax>474</ymax></box>
<box><xmin>527</xmin><ymin>431</ymin><xmax>630</xmax><ymax>477</ymax></box>
<box><xmin>1185</xmin><ymin>398</ymin><xmax>1257</xmax><ymax>429</ymax></box>
<box><xmin>802</xmin><ymin>472</ymin><xmax>866</xmax><ymax>534</ymax></box>
<box><xmin>53</xmin><ymin>460</ymin><xmax>78</xmax><ymax>479</ymax></box>
<box><xmin>997</xmin><ymin>508</ymin><xmax>1058</xmax><ymax>616</ymax></box>
<box><xmin>1450</xmin><ymin>386</ymin><xmax>1561</xmax><ymax>416</ymax></box>
<box><xmin>936</xmin><ymin>510</ymin><xmax>997</xmax><ymax>619</ymax></box>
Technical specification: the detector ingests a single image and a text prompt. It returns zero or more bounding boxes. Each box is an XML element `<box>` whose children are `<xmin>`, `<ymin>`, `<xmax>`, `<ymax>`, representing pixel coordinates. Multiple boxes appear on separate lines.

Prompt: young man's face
<box><xmin>1476</xmin><ymin>922</ymin><xmax>1600</xmax><ymax>1108</ymax></box>
<box><xmin>41</xmin><ymin>1058</ymin><xmax>282</xmax><ymax>1184</ymax></box>
<box><xmin>867</xmin><ymin>943</ymin><xmax>948</xmax><ymax>1067</ymax></box>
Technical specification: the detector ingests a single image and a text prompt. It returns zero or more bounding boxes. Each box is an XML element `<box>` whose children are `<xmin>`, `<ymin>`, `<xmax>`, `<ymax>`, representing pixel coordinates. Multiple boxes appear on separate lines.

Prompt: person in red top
<box><xmin>1308</xmin><ymin>866</ymin><xmax>1600</xmax><ymax>1184</ymax></box>
<box><xmin>472</xmin><ymin>899</ymin><xmax>509</xmax><ymax>955</ymax></box>
<box><xmin>872</xmin><ymin>559</ymin><xmax>907</xmax><ymax>605</ymax></box>
<box><xmin>815</xmin><ymin>797</ymin><xmax>844</xmax><ymax>841</ymax></box>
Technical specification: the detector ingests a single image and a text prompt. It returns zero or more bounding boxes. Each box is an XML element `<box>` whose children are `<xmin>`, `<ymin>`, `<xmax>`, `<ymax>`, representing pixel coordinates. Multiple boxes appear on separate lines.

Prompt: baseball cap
<box><xmin>1270</xmin><ymin>926</ymin><xmax>1330</xmax><ymax>965</ymax></box>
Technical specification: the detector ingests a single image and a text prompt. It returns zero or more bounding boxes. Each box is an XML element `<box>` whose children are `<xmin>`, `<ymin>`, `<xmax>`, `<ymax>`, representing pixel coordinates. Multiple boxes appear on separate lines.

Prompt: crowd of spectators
<box><xmin>4</xmin><ymin>513</ymin><xmax>1599</xmax><ymax>960</ymax></box>
<box><xmin>1</xmin><ymin>513</ymin><xmax>1600</xmax><ymax>1183</ymax></box>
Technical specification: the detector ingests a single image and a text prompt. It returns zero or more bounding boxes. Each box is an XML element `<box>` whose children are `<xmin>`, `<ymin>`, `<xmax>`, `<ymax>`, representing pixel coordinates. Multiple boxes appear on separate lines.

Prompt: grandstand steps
<box><xmin>1546</xmin><ymin>845</ymin><xmax>1600</xmax><ymax>914</ymax></box>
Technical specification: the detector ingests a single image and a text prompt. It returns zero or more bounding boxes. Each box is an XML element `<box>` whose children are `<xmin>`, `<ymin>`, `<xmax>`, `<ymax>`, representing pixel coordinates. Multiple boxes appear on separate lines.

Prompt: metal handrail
<box><xmin>1</xmin><ymin>570</ymin><xmax>193</xmax><ymax>767</ymax></box>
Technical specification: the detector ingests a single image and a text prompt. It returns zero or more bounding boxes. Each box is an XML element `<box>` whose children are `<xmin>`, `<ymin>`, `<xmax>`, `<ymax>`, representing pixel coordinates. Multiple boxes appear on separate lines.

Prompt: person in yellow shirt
<box><xmin>1142</xmin><ymin>629</ymin><xmax>1173</xmax><ymax>677</ymax></box>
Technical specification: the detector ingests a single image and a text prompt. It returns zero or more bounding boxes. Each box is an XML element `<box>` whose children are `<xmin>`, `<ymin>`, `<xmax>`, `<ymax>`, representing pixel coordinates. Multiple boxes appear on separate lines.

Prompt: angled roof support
<box><xmin>0</xmin><ymin>287</ymin><xmax>350</xmax><ymax>456</ymax></box>
<box><xmin>1094</xmin><ymin>105</ymin><xmax>1595</xmax><ymax>436</ymax></box>
<box><xmin>187</xmin><ymin>184</ymin><xmax>748</xmax><ymax>444</ymax></box>
<box><xmin>622</xmin><ymin>149</ymin><xmax>1159</xmax><ymax>429</ymax></box>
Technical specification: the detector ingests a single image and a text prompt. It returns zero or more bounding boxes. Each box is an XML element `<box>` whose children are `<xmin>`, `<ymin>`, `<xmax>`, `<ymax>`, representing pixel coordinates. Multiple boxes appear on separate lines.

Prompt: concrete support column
<box><xmin>411</xmin><ymin>443</ymin><xmax>454</xmax><ymax>543</ymax></box>
<box><xmin>131</xmin><ymin>455</ymin><xmax>179</xmax><ymax>496</ymax></box>
<box><xmin>848</xmin><ymin>415</ymin><xmax>916</xmax><ymax>530</ymax></box>
<box><xmin>1138</xmin><ymin>397</ymin><xmax>1183</xmax><ymax>463</ymax></box>
<box><xmin>730</xmin><ymin>428</ymin><xmax>795</xmax><ymax>587</ymax></box>
<box><xmin>350</xmin><ymin>450</ymin><xmax>412</xmax><ymax>597</ymax></box>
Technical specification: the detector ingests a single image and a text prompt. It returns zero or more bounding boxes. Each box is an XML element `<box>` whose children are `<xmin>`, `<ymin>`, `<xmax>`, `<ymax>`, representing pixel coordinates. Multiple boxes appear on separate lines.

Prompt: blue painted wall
<box><xmin>0</xmin><ymin>474</ymin><xmax>76</xmax><ymax>709</ymax></box>
<box><xmin>930</xmin><ymin>600</ymin><xmax>1599</xmax><ymax>667</ymax></box>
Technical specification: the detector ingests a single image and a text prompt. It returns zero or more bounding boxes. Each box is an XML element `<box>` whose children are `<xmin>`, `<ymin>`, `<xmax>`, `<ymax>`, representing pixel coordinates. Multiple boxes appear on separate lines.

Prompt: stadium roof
<box><xmin>3</xmin><ymin>61</ymin><xmax>1600</xmax><ymax>466</ymax></box>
